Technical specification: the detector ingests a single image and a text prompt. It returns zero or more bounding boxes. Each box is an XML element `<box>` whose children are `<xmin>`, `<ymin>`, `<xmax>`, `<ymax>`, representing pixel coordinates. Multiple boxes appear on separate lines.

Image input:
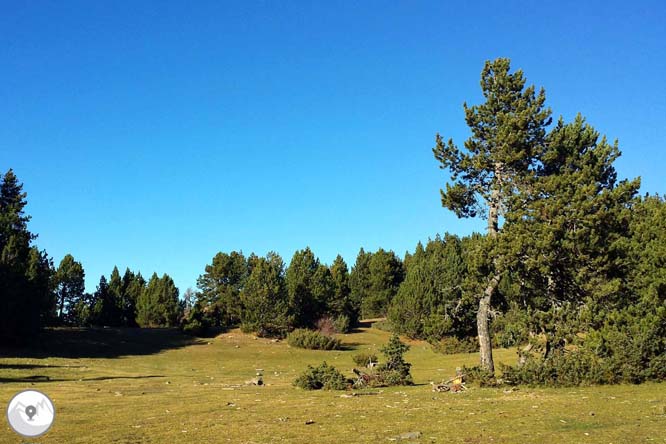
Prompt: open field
<box><xmin>1</xmin><ymin>325</ymin><xmax>665</xmax><ymax>444</ymax></box>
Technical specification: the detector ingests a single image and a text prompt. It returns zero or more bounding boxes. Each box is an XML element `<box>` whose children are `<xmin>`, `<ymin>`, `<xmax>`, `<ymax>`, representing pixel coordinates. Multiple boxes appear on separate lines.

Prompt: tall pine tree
<box><xmin>433</xmin><ymin>58</ymin><xmax>552</xmax><ymax>371</ymax></box>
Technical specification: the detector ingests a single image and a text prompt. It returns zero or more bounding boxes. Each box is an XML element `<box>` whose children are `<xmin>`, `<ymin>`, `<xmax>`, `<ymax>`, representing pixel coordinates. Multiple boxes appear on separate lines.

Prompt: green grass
<box><xmin>1</xmin><ymin>325</ymin><xmax>665</xmax><ymax>443</ymax></box>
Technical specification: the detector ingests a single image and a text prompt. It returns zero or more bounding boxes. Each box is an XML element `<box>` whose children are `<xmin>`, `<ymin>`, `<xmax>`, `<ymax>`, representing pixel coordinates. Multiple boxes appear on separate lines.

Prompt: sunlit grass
<box><xmin>1</xmin><ymin>326</ymin><xmax>664</xmax><ymax>443</ymax></box>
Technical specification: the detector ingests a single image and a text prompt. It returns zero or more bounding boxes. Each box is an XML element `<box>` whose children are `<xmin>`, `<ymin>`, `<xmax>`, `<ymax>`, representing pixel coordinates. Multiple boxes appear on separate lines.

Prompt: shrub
<box><xmin>461</xmin><ymin>365</ymin><xmax>498</xmax><ymax>387</ymax></box>
<box><xmin>293</xmin><ymin>362</ymin><xmax>349</xmax><ymax>390</ymax></box>
<box><xmin>180</xmin><ymin>303</ymin><xmax>212</xmax><ymax>337</ymax></box>
<box><xmin>375</xmin><ymin>334</ymin><xmax>413</xmax><ymax>385</ymax></box>
<box><xmin>372</xmin><ymin>319</ymin><xmax>393</xmax><ymax>332</ymax></box>
<box><xmin>352</xmin><ymin>352</ymin><xmax>378</xmax><ymax>367</ymax></box>
<box><xmin>182</xmin><ymin>318</ymin><xmax>207</xmax><ymax>337</ymax></box>
<box><xmin>287</xmin><ymin>328</ymin><xmax>342</xmax><ymax>350</ymax></box>
<box><xmin>499</xmin><ymin>306</ymin><xmax>666</xmax><ymax>387</ymax></box>
<box><xmin>333</xmin><ymin>314</ymin><xmax>351</xmax><ymax>334</ymax></box>
<box><xmin>430</xmin><ymin>336</ymin><xmax>478</xmax><ymax>354</ymax></box>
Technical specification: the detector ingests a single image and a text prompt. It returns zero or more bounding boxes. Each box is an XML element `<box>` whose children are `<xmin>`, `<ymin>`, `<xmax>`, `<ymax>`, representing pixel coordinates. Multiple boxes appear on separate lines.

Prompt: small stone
<box><xmin>396</xmin><ymin>431</ymin><xmax>422</xmax><ymax>440</ymax></box>
<box><xmin>305</xmin><ymin>419</ymin><xmax>315</xmax><ymax>425</ymax></box>
<box><xmin>589</xmin><ymin>411</ymin><xmax>595</xmax><ymax>416</ymax></box>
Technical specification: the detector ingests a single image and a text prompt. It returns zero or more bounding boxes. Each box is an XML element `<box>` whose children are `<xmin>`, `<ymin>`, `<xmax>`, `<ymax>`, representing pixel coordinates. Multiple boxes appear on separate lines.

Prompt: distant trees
<box><xmin>196</xmin><ymin>251</ymin><xmax>247</xmax><ymax>327</ymax></box>
<box><xmin>350</xmin><ymin>248</ymin><xmax>404</xmax><ymax>319</ymax></box>
<box><xmin>136</xmin><ymin>273</ymin><xmax>180</xmax><ymax>327</ymax></box>
<box><xmin>388</xmin><ymin>235</ymin><xmax>473</xmax><ymax>341</ymax></box>
<box><xmin>239</xmin><ymin>252</ymin><xmax>290</xmax><ymax>336</ymax></box>
<box><xmin>286</xmin><ymin>247</ymin><xmax>324</xmax><ymax>327</ymax></box>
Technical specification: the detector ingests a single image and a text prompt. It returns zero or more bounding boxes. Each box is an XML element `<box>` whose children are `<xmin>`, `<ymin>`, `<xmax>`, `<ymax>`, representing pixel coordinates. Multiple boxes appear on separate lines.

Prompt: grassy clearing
<box><xmin>1</xmin><ymin>325</ymin><xmax>665</xmax><ymax>443</ymax></box>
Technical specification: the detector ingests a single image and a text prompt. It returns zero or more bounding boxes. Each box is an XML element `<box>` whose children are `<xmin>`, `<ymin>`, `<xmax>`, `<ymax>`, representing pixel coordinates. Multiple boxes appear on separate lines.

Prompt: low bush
<box><xmin>293</xmin><ymin>362</ymin><xmax>349</xmax><ymax>390</ymax></box>
<box><xmin>287</xmin><ymin>328</ymin><xmax>342</xmax><ymax>350</ymax></box>
<box><xmin>461</xmin><ymin>365</ymin><xmax>498</xmax><ymax>387</ymax></box>
<box><xmin>430</xmin><ymin>336</ymin><xmax>478</xmax><ymax>354</ymax></box>
<box><xmin>333</xmin><ymin>314</ymin><xmax>351</xmax><ymax>334</ymax></box>
<box><xmin>352</xmin><ymin>352</ymin><xmax>378</xmax><ymax>367</ymax></box>
<box><xmin>372</xmin><ymin>319</ymin><xmax>393</xmax><ymax>332</ymax></box>
<box><xmin>500</xmin><ymin>306</ymin><xmax>666</xmax><ymax>387</ymax></box>
<box><xmin>181</xmin><ymin>318</ymin><xmax>207</xmax><ymax>337</ymax></box>
<box><xmin>376</xmin><ymin>334</ymin><xmax>413</xmax><ymax>386</ymax></box>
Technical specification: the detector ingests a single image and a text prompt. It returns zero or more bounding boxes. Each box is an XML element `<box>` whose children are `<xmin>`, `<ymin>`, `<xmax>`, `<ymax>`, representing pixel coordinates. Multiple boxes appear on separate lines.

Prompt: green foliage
<box><xmin>136</xmin><ymin>273</ymin><xmax>181</xmax><ymax>327</ymax></box>
<box><xmin>352</xmin><ymin>352</ymin><xmax>378</xmax><ymax>367</ymax></box>
<box><xmin>197</xmin><ymin>250</ymin><xmax>248</xmax><ymax>327</ymax></box>
<box><xmin>490</xmin><ymin>307</ymin><xmax>530</xmax><ymax>348</ymax></box>
<box><xmin>55</xmin><ymin>254</ymin><xmax>86</xmax><ymax>325</ymax></box>
<box><xmin>293</xmin><ymin>362</ymin><xmax>348</xmax><ymax>390</ymax></box>
<box><xmin>285</xmin><ymin>247</ymin><xmax>337</xmax><ymax>328</ymax></box>
<box><xmin>389</xmin><ymin>234</ymin><xmax>475</xmax><ymax>341</ymax></box>
<box><xmin>363</xmin><ymin>249</ymin><xmax>405</xmax><ymax>318</ymax></box>
<box><xmin>0</xmin><ymin>169</ymin><xmax>53</xmax><ymax>342</ymax></box>
<box><xmin>350</xmin><ymin>248</ymin><xmax>404</xmax><ymax>319</ymax></box>
<box><xmin>180</xmin><ymin>301</ymin><xmax>213</xmax><ymax>337</ymax></box>
<box><xmin>433</xmin><ymin>58</ymin><xmax>553</xmax><ymax>372</ymax></box>
<box><xmin>332</xmin><ymin>314</ymin><xmax>351</xmax><ymax>334</ymax></box>
<box><xmin>461</xmin><ymin>365</ymin><xmax>498</xmax><ymax>387</ymax></box>
<box><xmin>375</xmin><ymin>334</ymin><xmax>413</xmax><ymax>385</ymax></box>
<box><xmin>371</xmin><ymin>319</ymin><xmax>393</xmax><ymax>332</ymax></box>
<box><xmin>431</xmin><ymin>336</ymin><xmax>479</xmax><ymax>355</ymax></box>
<box><xmin>240</xmin><ymin>252</ymin><xmax>291</xmax><ymax>337</ymax></box>
<box><xmin>287</xmin><ymin>328</ymin><xmax>342</xmax><ymax>350</ymax></box>
<box><xmin>329</xmin><ymin>255</ymin><xmax>358</xmax><ymax>326</ymax></box>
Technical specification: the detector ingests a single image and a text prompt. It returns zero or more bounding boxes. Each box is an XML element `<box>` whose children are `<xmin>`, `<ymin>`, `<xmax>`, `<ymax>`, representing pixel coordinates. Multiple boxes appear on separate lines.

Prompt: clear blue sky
<box><xmin>2</xmin><ymin>1</ymin><xmax>664</xmax><ymax>293</ymax></box>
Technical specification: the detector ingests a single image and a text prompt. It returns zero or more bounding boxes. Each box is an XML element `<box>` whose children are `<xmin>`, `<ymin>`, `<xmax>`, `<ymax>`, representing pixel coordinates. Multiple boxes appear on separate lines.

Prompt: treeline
<box><xmin>0</xmin><ymin>168</ymin><xmax>182</xmax><ymax>341</ymax></box>
<box><xmin>184</xmin><ymin>247</ymin><xmax>405</xmax><ymax>336</ymax></box>
<box><xmin>57</xmin><ymin>262</ymin><xmax>182</xmax><ymax>329</ymax></box>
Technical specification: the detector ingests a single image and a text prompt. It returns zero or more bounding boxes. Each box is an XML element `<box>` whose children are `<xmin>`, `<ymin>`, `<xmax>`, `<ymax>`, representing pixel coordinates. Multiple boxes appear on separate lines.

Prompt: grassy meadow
<box><xmin>1</xmin><ymin>325</ymin><xmax>665</xmax><ymax>443</ymax></box>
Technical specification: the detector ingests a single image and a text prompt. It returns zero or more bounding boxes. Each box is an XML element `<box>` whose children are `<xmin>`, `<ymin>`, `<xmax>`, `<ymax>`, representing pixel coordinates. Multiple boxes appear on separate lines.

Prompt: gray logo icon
<box><xmin>6</xmin><ymin>390</ymin><xmax>55</xmax><ymax>437</ymax></box>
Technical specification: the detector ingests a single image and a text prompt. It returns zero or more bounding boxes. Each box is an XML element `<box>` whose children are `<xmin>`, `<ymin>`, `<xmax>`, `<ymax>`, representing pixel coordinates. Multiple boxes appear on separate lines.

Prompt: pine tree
<box><xmin>285</xmin><ymin>247</ymin><xmax>322</xmax><ymax>327</ymax></box>
<box><xmin>136</xmin><ymin>273</ymin><xmax>180</xmax><ymax>327</ymax></box>
<box><xmin>433</xmin><ymin>58</ymin><xmax>552</xmax><ymax>371</ymax></box>
<box><xmin>121</xmin><ymin>268</ymin><xmax>144</xmax><ymax>326</ymax></box>
<box><xmin>500</xmin><ymin>115</ymin><xmax>640</xmax><ymax>349</ymax></box>
<box><xmin>0</xmin><ymin>169</ymin><xmax>50</xmax><ymax>340</ymax></box>
<box><xmin>389</xmin><ymin>234</ymin><xmax>471</xmax><ymax>340</ymax></box>
<box><xmin>196</xmin><ymin>251</ymin><xmax>248</xmax><ymax>327</ymax></box>
<box><xmin>329</xmin><ymin>255</ymin><xmax>357</xmax><ymax>324</ymax></box>
<box><xmin>90</xmin><ymin>275</ymin><xmax>111</xmax><ymax>326</ymax></box>
<box><xmin>349</xmin><ymin>248</ymin><xmax>372</xmax><ymax>320</ymax></box>
<box><xmin>55</xmin><ymin>254</ymin><xmax>85</xmax><ymax>324</ymax></box>
<box><xmin>240</xmin><ymin>252</ymin><xmax>290</xmax><ymax>336</ymax></box>
<box><xmin>363</xmin><ymin>249</ymin><xmax>404</xmax><ymax>318</ymax></box>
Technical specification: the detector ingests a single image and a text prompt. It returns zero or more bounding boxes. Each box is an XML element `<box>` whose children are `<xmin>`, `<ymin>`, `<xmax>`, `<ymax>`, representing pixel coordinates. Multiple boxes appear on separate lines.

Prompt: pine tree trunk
<box><xmin>477</xmin><ymin>177</ymin><xmax>501</xmax><ymax>373</ymax></box>
<box><xmin>478</xmin><ymin>274</ymin><xmax>498</xmax><ymax>373</ymax></box>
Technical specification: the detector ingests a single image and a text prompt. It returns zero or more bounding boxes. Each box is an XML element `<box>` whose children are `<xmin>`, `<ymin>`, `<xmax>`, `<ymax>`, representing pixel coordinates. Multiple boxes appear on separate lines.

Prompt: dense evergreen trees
<box><xmin>196</xmin><ymin>251</ymin><xmax>247</xmax><ymax>327</ymax></box>
<box><xmin>0</xmin><ymin>170</ymin><xmax>53</xmax><ymax>342</ymax></box>
<box><xmin>136</xmin><ymin>273</ymin><xmax>181</xmax><ymax>327</ymax></box>
<box><xmin>388</xmin><ymin>235</ymin><xmax>473</xmax><ymax>341</ymax></box>
<box><xmin>239</xmin><ymin>252</ymin><xmax>290</xmax><ymax>336</ymax></box>
<box><xmin>350</xmin><ymin>248</ymin><xmax>405</xmax><ymax>319</ymax></box>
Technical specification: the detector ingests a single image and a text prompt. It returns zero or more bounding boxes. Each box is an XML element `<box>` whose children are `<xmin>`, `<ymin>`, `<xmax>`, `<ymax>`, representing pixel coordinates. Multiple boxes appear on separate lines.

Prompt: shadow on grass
<box><xmin>339</xmin><ymin>342</ymin><xmax>364</xmax><ymax>351</ymax></box>
<box><xmin>0</xmin><ymin>327</ymin><xmax>204</xmax><ymax>360</ymax></box>
<box><xmin>0</xmin><ymin>374</ymin><xmax>165</xmax><ymax>383</ymax></box>
<box><xmin>0</xmin><ymin>363</ymin><xmax>85</xmax><ymax>370</ymax></box>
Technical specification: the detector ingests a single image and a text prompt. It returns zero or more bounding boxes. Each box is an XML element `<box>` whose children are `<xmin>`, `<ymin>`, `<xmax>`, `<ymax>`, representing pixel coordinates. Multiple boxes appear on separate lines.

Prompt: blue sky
<box><xmin>2</xmin><ymin>1</ymin><xmax>664</xmax><ymax>293</ymax></box>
